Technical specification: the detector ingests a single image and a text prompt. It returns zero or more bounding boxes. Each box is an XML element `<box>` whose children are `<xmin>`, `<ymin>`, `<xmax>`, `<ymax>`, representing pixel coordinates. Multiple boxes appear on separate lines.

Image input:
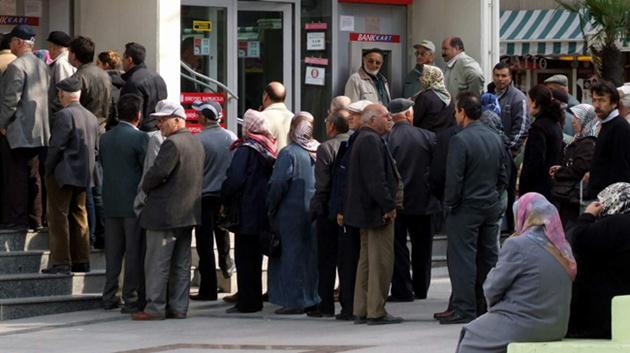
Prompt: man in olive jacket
<box><xmin>441</xmin><ymin>36</ymin><xmax>485</xmax><ymax>99</ymax></box>
<box><xmin>344</xmin><ymin>103</ymin><xmax>402</xmax><ymax>325</ymax></box>
<box><xmin>132</xmin><ymin>101</ymin><xmax>204</xmax><ymax>320</ymax></box>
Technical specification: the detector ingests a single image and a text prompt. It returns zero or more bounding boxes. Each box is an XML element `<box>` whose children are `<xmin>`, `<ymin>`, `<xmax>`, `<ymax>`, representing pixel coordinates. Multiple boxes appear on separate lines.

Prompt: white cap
<box><xmin>346</xmin><ymin>100</ymin><xmax>372</xmax><ymax>113</ymax></box>
<box><xmin>150</xmin><ymin>100</ymin><xmax>186</xmax><ymax>119</ymax></box>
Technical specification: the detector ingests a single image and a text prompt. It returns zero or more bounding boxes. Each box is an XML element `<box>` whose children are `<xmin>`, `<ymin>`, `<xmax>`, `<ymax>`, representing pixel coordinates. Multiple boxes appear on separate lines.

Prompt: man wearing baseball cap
<box><xmin>0</xmin><ymin>24</ymin><xmax>50</xmax><ymax>230</ymax></box>
<box><xmin>47</xmin><ymin>31</ymin><xmax>76</xmax><ymax>114</ymax></box>
<box><xmin>133</xmin><ymin>100</ymin><xmax>204</xmax><ymax>320</ymax></box>
<box><xmin>403</xmin><ymin>40</ymin><xmax>435</xmax><ymax>98</ymax></box>
<box><xmin>190</xmin><ymin>100</ymin><xmax>236</xmax><ymax>301</ymax></box>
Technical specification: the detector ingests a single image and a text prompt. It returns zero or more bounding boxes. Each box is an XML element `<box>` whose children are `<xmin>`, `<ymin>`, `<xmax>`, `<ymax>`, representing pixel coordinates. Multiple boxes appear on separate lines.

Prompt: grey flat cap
<box><xmin>544</xmin><ymin>74</ymin><xmax>569</xmax><ymax>87</ymax></box>
<box><xmin>413</xmin><ymin>40</ymin><xmax>435</xmax><ymax>52</ymax></box>
<box><xmin>388</xmin><ymin>98</ymin><xmax>414</xmax><ymax>114</ymax></box>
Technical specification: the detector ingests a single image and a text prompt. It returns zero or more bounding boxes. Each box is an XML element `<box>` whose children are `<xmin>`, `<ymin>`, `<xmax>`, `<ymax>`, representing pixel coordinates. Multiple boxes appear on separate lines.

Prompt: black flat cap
<box><xmin>47</xmin><ymin>31</ymin><xmax>72</xmax><ymax>47</ymax></box>
<box><xmin>56</xmin><ymin>76</ymin><xmax>81</xmax><ymax>92</ymax></box>
<box><xmin>388</xmin><ymin>98</ymin><xmax>414</xmax><ymax>114</ymax></box>
<box><xmin>8</xmin><ymin>25</ymin><xmax>35</xmax><ymax>41</ymax></box>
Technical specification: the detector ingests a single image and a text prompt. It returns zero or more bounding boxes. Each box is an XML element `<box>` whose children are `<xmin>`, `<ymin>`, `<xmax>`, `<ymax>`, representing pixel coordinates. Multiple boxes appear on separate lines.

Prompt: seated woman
<box><xmin>567</xmin><ymin>182</ymin><xmax>630</xmax><ymax>338</ymax></box>
<box><xmin>457</xmin><ymin>193</ymin><xmax>575</xmax><ymax>353</ymax></box>
<box><xmin>267</xmin><ymin>112</ymin><xmax>321</xmax><ymax>315</ymax></box>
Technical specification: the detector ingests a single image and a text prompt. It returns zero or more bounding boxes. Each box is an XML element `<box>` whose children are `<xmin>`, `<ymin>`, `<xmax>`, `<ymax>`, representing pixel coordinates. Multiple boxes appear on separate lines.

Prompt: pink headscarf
<box><xmin>232</xmin><ymin>109</ymin><xmax>278</xmax><ymax>158</ymax></box>
<box><xmin>513</xmin><ymin>192</ymin><xmax>577</xmax><ymax>281</ymax></box>
<box><xmin>289</xmin><ymin>111</ymin><xmax>320</xmax><ymax>160</ymax></box>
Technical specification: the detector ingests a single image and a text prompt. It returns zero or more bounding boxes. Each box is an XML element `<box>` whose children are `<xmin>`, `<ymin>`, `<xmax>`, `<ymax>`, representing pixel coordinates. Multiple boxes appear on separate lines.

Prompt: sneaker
<box><xmin>367</xmin><ymin>314</ymin><xmax>403</xmax><ymax>325</ymax></box>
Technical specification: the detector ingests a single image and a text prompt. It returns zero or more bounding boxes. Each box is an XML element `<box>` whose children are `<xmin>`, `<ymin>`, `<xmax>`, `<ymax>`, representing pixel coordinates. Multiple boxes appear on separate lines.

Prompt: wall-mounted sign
<box><xmin>305</xmin><ymin>22</ymin><xmax>327</xmax><ymax>30</ymax></box>
<box><xmin>305</xmin><ymin>66</ymin><xmax>325</xmax><ymax>86</ymax></box>
<box><xmin>340</xmin><ymin>15</ymin><xmax>354</xmax><ymax>32</ymax></box>
<box><xmin>193</xmin><ymin>20</ymin><xmax>212</xmax><ymax>32</ymax></box>
<box><xmin>349</xmin><ymin>32</ymin><xmax>400</xmax><ymax>43</ymax></box>
<box><xmin>0</xmin><ymin>15</ymin><xmax>38</xmax><ymax>26</ymax></box>
<box><xmin>304</xmin><ymin>56</ymin><xmax>329</xmax><ymax>66</ymax></box>
<box><xmin>306</xmin><ymin>32</ymin><xmax>325</xmax><ymax>51</ymax></box>
<box><xmin>180</xmin><ymin>92</ymin><xmax>226</xmax><ymax>132</ymax></box>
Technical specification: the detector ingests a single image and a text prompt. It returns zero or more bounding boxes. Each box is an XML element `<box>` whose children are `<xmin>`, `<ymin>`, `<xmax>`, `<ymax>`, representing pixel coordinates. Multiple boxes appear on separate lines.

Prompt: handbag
<box><xmin>217</xmin><ymin>196</ymin><xmax>239</xmax><ymax>232</ymax></box>
<box><xmin>259</xmin><ymin>228</ymin><xmax>281</xmax><ymax>258</ymax></box>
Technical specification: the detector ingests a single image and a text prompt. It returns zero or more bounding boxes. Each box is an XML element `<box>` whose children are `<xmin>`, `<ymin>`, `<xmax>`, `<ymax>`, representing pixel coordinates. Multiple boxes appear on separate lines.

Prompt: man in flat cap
<box><xmin>48</xmin><ymin>31</ymin><xmax>76</xmax><ymax>114</ymax></box>
<box><xmin>0</xmin><ymin>24</ymin><xmax>50</xmax><ymax>230</ymax></box>
<box><xmin>42</xmin><ymin>76</ymin><xmax>99</xmax><ymax>274</ymax></box>
<box><xmin>544</xmin><ymin>74</ymin><xmax>580</xmax><ymax>135</ymax></box>
<box><xmin>190</xmin><ymin>100</ymin><xmax>236</xmax><ymax>301</ymax></box>
<box><xmin>132</xmin><ymin>101</ymin><xmax>204</xmax><ymax>320</ymax></box>
<box><xmin>345</xmin><ymin>48</ymin><xmax>391</xmax><ymax>104</ymax></box>
<box><xmin>403</xmin><ymin>40</ymin><xmax>435</xmax><ymax>99</ymax></box>
<box><xmin>386</xmin><ymin>98</ymin><xmax>438</xmax><ymax>302</ymax></box>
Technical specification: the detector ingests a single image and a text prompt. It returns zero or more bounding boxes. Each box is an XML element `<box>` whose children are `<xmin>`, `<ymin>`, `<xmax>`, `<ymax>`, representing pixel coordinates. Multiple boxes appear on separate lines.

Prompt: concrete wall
<box><xmin>74</xmin><ymin>0</ymin><xmax>180</xmax><ymax>100</ymax></box>
<box><xmin>409</xmin><ymin>0</ymin><xmax>499</xmax><ymax>87</ymax></box>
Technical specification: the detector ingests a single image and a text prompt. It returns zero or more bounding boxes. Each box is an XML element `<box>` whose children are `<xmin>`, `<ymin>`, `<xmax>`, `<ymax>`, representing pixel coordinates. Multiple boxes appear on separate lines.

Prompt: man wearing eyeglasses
<box><xmin>0</xmin><ymin>25</ymin><xmax>50</xmax><ymax>231</ymax></box>
<box><xmin>344</xmin><ymin>48</ymin><xmax>391</xmax><ymax>105</ymax></box>
<box><xmin>403</xmin><ymin>40</ymin><xmax>435</xmax><ymax>99</ymax></box>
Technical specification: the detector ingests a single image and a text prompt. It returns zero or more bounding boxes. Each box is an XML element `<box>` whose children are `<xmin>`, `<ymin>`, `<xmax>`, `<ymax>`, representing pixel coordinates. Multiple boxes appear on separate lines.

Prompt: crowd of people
<box><xmin>1</xmin><ymin>23</ymin><xmax>630</xmax><ymax>352</ymax></box>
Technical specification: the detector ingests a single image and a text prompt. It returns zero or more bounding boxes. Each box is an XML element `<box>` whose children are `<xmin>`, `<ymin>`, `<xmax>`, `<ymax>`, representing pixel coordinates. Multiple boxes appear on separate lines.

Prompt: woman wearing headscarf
<box><xmin>457</xmin><ymin>193</ymin><xmax>575</xmax><ymax>353</ymax></box>
<box><xmin>519</xmin><ymin>85</ymin><xmax>564</xmax><ymax>200</ymax></box>
<box><xmin>567</xmin><ymin>182</ymin><xmax>630</xmax><ymax>338</ymax></box>
<box><xmin>549</xmin><ymin>104</ymin><xmax>598</xmax><ymax>227</ymax></box>
<box><xmin>267</xmin><ymin>112</ymin><xmax>321</xmax><ymax>314</ymax></box>
<box><xmin>412</xmin><ymin>65</ymin><xmax>455</xmax><ymax>134</ymax></box>
<box><xmin>221</xmin><ymin>109</ymin><xmax>277</xmax><ymax>313</ymax></box>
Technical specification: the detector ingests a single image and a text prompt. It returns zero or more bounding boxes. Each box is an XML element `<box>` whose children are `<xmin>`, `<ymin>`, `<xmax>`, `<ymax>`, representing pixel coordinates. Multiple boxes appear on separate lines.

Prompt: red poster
<box><xmin>350</xmin><ymin>32</ymin><xmax>400</xmax><ymax>43</ymax></box>
<box><xmin>180</xmin><ymin>92</ymin><xmax>227</xmax><ymax>132</ymax></box>
<box><xmin>0</xmin><ymin>16</ymin><xmax>39</xmax><ymax>26</ymax></box>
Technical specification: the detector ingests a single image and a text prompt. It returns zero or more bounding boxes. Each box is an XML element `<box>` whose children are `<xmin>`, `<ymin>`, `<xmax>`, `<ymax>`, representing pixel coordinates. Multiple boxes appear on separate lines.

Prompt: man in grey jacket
<box><xmin>0</xmin><ymin>24</ymin><xmax>50</xmax><ymax>230</ymax></box>
<box><xmin>441</xmin><ymin>37</ymin><xmax>485</xmax><ymax>99</ymax></box>
<box><xmin>440</xmin><ymin>92</ymin><xmax>507</xmax><ymax>324</ymax></box>
<box><xmin>132</xmin><ymin>101</ymin><xmax>204</xmax><ymax>320</ymax></box>
<box><xmin>42</xmin><ymin>77</ymin><xmax>98</xmax><ymax>274</ymax></box>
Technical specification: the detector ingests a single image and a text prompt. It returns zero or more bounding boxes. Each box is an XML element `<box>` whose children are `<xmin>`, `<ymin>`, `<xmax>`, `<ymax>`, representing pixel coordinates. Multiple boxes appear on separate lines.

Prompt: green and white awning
<box><xmin>500</xmin><ymin>9</ymin><xmax>593</xmax><ymax>56</ymax></box>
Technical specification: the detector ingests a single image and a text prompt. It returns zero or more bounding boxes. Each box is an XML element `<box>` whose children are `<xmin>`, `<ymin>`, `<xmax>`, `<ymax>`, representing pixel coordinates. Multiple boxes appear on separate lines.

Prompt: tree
<box><xmin>557</xmin><ymin>0</ymin><xmax>630</xmax><ymax>86</ymax></box>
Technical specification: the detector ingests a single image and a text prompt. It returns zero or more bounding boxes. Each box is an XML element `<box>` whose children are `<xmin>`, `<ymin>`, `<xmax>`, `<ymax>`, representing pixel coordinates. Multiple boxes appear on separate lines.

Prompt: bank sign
<box><xmin>350</xmin><ymin>32</ymin><xmax>400</xmax><ymax>43</ymax></box>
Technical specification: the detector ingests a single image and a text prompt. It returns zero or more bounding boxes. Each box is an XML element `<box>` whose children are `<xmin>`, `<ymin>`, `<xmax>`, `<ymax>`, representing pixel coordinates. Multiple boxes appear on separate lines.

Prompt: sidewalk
<box><xmin>0</xmin><ymin>268</ymin><xmax>462</xmax><ymax>353</ymax></box>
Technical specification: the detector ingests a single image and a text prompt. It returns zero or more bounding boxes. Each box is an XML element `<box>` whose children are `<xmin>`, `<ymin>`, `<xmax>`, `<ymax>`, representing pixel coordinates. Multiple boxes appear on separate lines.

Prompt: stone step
<box><xmin>0</xmin><ymin>294</ymin><xmax>102</xmax><ymax>321</ymax></box>
<box><xmin>0</xmin><ymin>250</ymin><xmax>106</xmax><ymax>274</ymax></box>
<box><xmin>0</xmin><ymin>229</ymin><xmax>48</xmax><ymax>252</ymax></box>
<box><xmin>0</xmin><ymin>271</ymin><xmax>105</xmax><ymax>299</ymax></box>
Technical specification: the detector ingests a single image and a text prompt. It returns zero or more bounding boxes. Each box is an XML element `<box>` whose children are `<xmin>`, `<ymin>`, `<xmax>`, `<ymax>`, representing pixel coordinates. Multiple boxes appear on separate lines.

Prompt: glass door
<box><xmin>237</xmin><ymin>2</ymin><xmax>293</xmax><ymax>117</ymax></box>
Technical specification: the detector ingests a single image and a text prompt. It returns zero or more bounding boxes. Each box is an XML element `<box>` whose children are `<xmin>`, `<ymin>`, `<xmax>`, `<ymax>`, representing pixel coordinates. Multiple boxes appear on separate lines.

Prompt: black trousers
<box><xmin>316</xmin><ymin>216</ymin><xmax>339</xmax><ymax>315</ymax></box>
<box><xmin>6</xmin><ymin>146</ymin><xmax>43</xmax><ymax>227</ymax></box>
<box><xmin>391</xmin><ymin>214</ymin><xmax>433</xmax><ymax>299</ymax></box>
<box><xmin>338</xmin><ymin>225</ymin><xmax>360</xmax><ymax>315</ymax></box>
<box><xmin>194</xmin><ymin>195</ymin><xmax>226</xmax><ymax>299</ymax></box>
<box><xmin>234</xmin><ymin>233</ymin><xmax>263</xmax><ymax>312</ymax></box>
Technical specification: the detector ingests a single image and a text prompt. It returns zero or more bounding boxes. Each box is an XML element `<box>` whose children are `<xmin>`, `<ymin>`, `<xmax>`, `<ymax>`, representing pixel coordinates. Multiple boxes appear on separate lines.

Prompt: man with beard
<box><xmin>345</xmin><ymin>48</ymin><xmax>391</xmax><ymax>105</ymax></box>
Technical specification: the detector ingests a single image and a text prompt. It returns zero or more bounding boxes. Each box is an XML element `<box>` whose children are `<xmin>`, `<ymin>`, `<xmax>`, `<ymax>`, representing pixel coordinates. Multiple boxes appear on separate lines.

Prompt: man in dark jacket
<box><xmin>99</xmin><ymin>94</ymin><xmax>149</xmax><ymax>312</ymax></box>
<box><xmin>588</xmin><ymin>81</ymin><xmax>630</xmax><ymax>198</ymax></box>
<box><xmin>121</xmin><ymin>42</ymin><xmax>168</xmax><ymax>132</ymax></box>
<box><xmin>345</xmin><ymin>103</ymin><xmax>402</xmax><ymax>325</ymax></box>
<box><xmin>308</xmin><ymin>110</ymin><xmax>350</xmax><ymax>318</ymax></box>
<box><xmin>42</xmin><ymin>77</ymin><xmax>98</xmax><ymax>274</ymax></box>
<box><xmin>132</xmin><ymin>101</ymin><xmax>204</xmax><ymax>320</ymax></box>
<box><xmin>386</xmin><ymin>98</ymin><xmax>438</xmax><ymax>302</ymax></box>
<box><xmin>440</xmin><ymin>92</ymin><xmax>507</xmax><ymax>324</ymax></box>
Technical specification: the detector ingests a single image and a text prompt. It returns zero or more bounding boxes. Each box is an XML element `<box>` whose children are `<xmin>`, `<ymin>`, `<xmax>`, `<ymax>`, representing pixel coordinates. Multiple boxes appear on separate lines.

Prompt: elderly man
<box><xmin>99</xmin><ymin>94</ymin><xmax>149</xmax><ymax>312</ymax></box>
<box><xmin>42</xmin><ymin>77</ymin><xmax>98</xmax><ymax>274</ymax></box>
<box><xmin>617</xmin><ymin>84</ymin><xmax>630</xmax><ymax>122</ymax></box>
<box><xmin>309</xmin><ymin>109</ymin><xmax>351</xmax><ymax>318</ymax></box>
<box><xmin>403</xmin><ymin>40</ymin><xmax>435</xmax><ymax>98</ymax></box>
<box><xmin>0</xmin><ymin>24</ymin><xmax>50</xmax><ymax>230</ymax></box>
<box><xmin>345</xmin><ymin>48</ymin><xmax>391</xmax><ymax>105</ymax></box>
<box><xmin>261</xmin><ymin>81</ymin><xmax>293</xmax><ymax>150</ymax></box>
<box><xmin>441</xmin><ymin>92</ymin><xmax>507</xmax><ymax>324</ymax></box>
<box><xmin>386</xmin><ymin>98</ymin><xmax>438</xmax><ymax>302</ymax></box>
<box><xmin>191</xmin><ymin>100</ymin><xmax>236</xmax><ymax>301</ymax></box>
<box><xmin>345</xmin><ymin>103</ymin><xmax>402</xmax><ymax>325</ymax></box>
<box><xmin>120</xmin><ymin>42</ymin><xmax>168</xmax><ymax>132</ymax></box>
<box><xmin>441</xmin><ymin>36</ymin><xmax>485</xmax><ymax>99</ymax></box>
<box><xmin>132</xmin><ymin>101</ymin><xmax>204</xmax><ymax>320</ymax></box>
<box><xmin>47</xmin><ymin>31</ymin><xmax>76</xmax><ymax>114</ymax></box>
<box><xmin>545</xmin><ymin>74</ymin><xmax>579</xmax><ymax>135</ymax></box>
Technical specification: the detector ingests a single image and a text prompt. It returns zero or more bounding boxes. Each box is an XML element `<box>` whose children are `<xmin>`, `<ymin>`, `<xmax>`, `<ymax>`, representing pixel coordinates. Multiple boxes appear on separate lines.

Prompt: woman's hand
<box><xmin>585</xmin><ymin>201</ymin><xmax>603</xmax><ymax>217</ymax></box>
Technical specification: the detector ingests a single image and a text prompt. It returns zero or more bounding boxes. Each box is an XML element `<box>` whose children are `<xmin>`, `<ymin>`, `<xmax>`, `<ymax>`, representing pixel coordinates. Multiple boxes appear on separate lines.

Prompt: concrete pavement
<box><xmin>0</xmin><ymin>268</ymin><xmax>462</xmax><ymax>353</ymax></box>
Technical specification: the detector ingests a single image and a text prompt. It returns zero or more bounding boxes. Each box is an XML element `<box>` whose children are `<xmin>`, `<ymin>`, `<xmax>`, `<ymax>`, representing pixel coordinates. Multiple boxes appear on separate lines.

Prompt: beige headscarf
<box><xmin>420</xmin><ymin>65</ymin><xmax>451</xmax><ymax>106</ymax></box>
<box><xmin>289</xmin><ymin>112</ymin><xmax>320</xmax><ymax>160</ymax></box>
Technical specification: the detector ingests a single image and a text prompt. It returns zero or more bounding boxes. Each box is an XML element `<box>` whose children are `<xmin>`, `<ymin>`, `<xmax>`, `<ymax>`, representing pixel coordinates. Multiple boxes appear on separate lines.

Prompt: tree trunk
<box><xmin>600</xmin><ymin>44</ymin><xmax>624</xmax><ymax>86</ymax></box>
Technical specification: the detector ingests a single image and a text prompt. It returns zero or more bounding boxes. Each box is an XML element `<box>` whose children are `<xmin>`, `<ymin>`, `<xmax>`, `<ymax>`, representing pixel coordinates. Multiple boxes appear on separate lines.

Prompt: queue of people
<box><xmin>1</xmin><ymin>23</ymin><xmax>630</xmax><ymax>353</ymax></box>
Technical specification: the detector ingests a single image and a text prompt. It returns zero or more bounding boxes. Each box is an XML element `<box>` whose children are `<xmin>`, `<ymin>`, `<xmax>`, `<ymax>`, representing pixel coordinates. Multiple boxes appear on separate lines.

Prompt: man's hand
<box><xmin>585</xmin><ymin>201</ymin><xmax>603</xmax><ymax>217</ymax></box>
<box><xmin>336</xmin><ymin>213</ymin><xmax>344</xmax><ymax>226</ymax></box>
<box><xmin>549</xmin><ymin>165</ymin><xmax>561</xmax><ymax>177</ymax></box>
<box><xmin>0</xmin><ymin>128</ymin><xmax>6</xmax><ymax>136</ymax></box>
<box><xmin>383</xmin><ymin>209</ymin><xmax>397</xmax><ymax>223</ymax></box>
<box><xmin>582</xmin><ymin>172</ymin><xmax>590</xmax><ymax>183</ymax></box>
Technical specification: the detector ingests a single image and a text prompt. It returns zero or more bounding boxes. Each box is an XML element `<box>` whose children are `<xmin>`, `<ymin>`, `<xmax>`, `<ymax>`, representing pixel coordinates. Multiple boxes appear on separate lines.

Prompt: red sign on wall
<box><xmin>349</xmin><ymin>32</ymin><xmax>400</xmax><ymax>43</ymax></box>
<box><xmin>0</xmin><ymin>16</ymin><xmax>39</xmax><ymax>26</ymax></box>
<box><xmin>180</xmin><ymin>92</ymin><xmax>227</xmax><ymax>133</ymax></box>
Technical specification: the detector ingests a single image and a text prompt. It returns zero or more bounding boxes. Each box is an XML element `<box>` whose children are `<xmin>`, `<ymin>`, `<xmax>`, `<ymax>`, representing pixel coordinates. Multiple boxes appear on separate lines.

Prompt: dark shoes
<box><xmin>335</xmin><ymin>312</ymin><xmax>356</xmax><ymax>321</ymax></box>
<box><xmin>103</xmin><ymin>300</ymin><xmax>121</xmax><ymax>310</ymax></box>
<box><xmin>166</xmin><ymin>311</ymin><xmax>187</xmax><ymax>319</ymax></box>
<box><xmin>306</xmin><ymin>310</ymin><xmax>334</xmax><ymax>318</ymax></box>
<box><xmin>354</xmin><ymin>316</ymin><xmax>367</xmax><ymax>324</ymax></box>
<box><xmin>367</xmin><ymin>314</ymin><xmax>403</xmax><ymax>325</ymax></box>
<box><xmin>190</xmin><ymin>293</ymin><xmax>217</xmax><ymax>301</ymax></box>
<box><xmin>222</xmin><ymin>292</ymin><xmax>239</xmax><ymax>303</ymax></box>
<box><xmin>71</xmin><ymin>263</ymin><xmax>90</xmax><ymax>273</ymax></box>
<box><xmin>121</xmin><ymin>305</ymin><xmax>141</xmax><ymax>314</ymax></box>
<box><xmin>226</xmin><ymin>305</ymin><xmax>262</xmax><ymax>314</ymax></box>
<box><xmin>41</xmin><ymin>265</ymin><xmax>71</xmax><ymax>275</ymax></box>
<box><xmin>274</xmin><ymin>307</ymin><xmax>304</xmax><ymax>315</ymax></box>
<box><xmin>438</xmin><ymin>312</ymin><xmax>474</xmax><ymax>325</ymax></box>
<box><xmin>131</xmin><ymin>311</ymin><xmax>164</xmax><ymax>321</ymax></box>
<box><xmin>387</xmin><ymin>295</ymin><xmax>414</xmax><ymax>302</ymax></box>
<box><xmin>433</xmin><ymin>308</ymin><xmax>454</xmax><ymax>320</ymax></box>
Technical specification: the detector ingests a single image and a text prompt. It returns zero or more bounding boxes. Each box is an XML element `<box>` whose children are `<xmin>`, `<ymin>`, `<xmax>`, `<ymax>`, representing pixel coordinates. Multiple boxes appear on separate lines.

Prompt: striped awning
<box><xmin>500</xmin><ymin>9</ymin><xmax>594</xmax><ymax>56</ymax></box>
